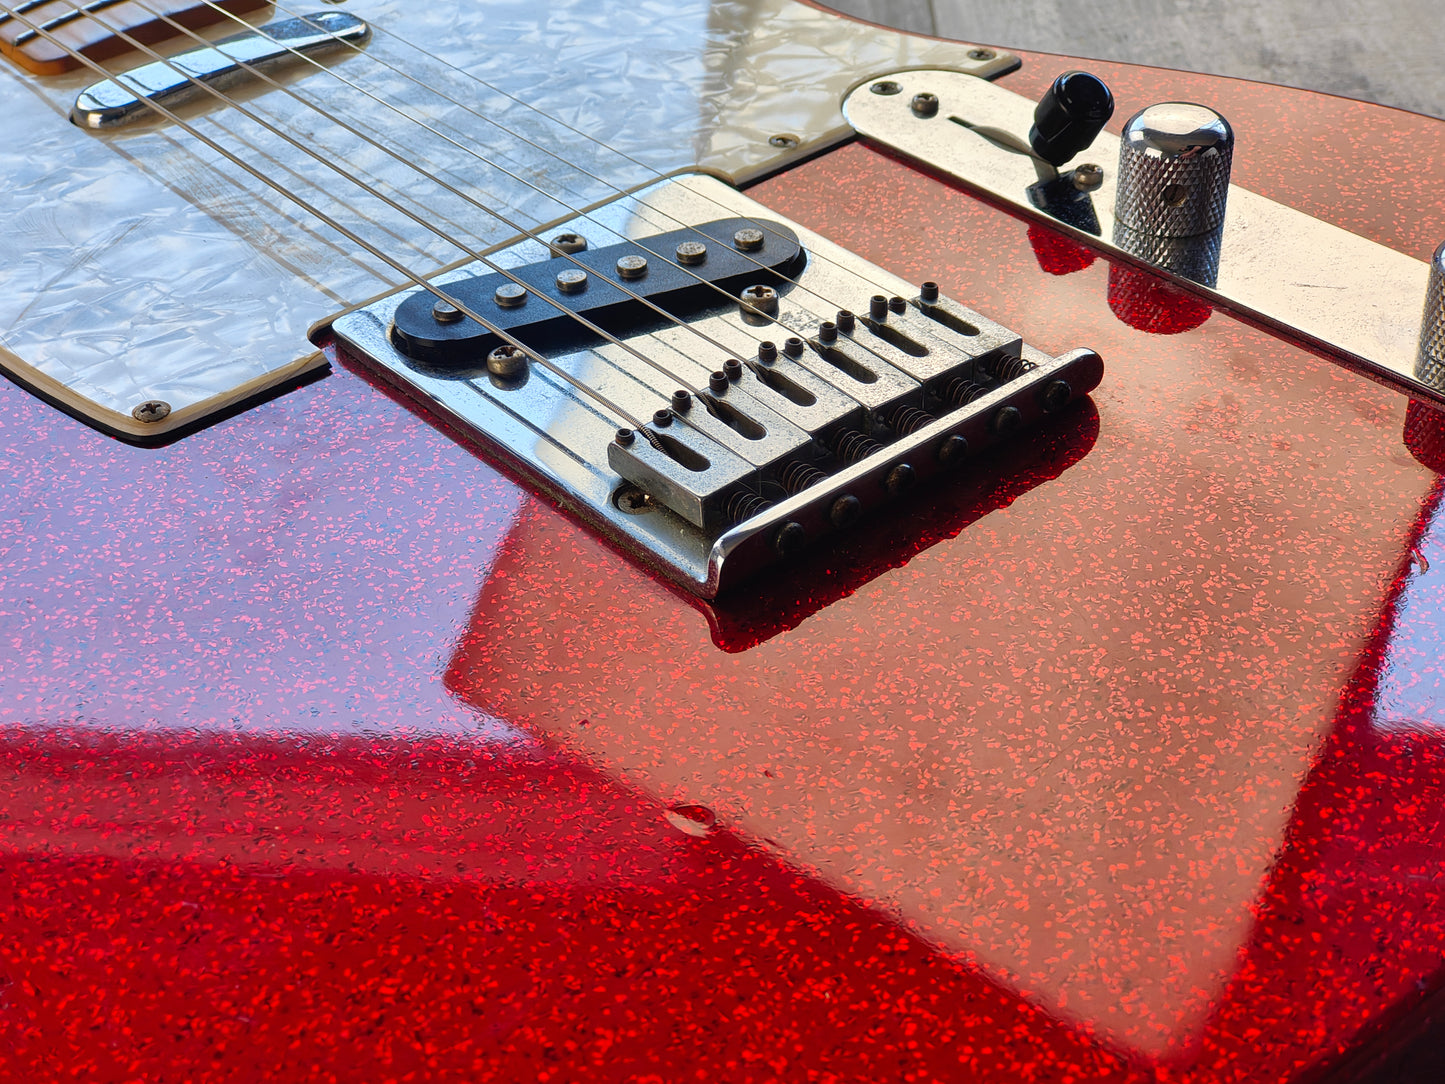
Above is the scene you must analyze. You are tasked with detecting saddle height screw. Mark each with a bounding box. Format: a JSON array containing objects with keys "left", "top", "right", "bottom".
[
  {"left": 888, "top": 296, "right": 908, "bottom": 314},
  {"left": 549, "top": 232, "right": 587, "bottom": 256},
  {"left": 615, "top": 428, "right": 635, "bottom": 447},
  {"left": 757, "top": 341, "right": 778, "bottom": 364},
  {"left": 431, "top": 299, "right": 464, "bottom": 323},
  {"left": 783, "top": 337, "right": 805, "bottom": 358},
  {"left": 494, "top": 283, "right": 528, "bottom": 308},
  {"left": 676, "top": 240, "right": 707, "bottom": 265},
  {"left": 817, "top": 320, "right": 838, "bottom": 343},
  {"left": 911, "top": 92, "right": 940, "bottom": 118},
  {"left": 616, "top": 254, "right": 648, "bottom": 280},
  {"left": 919, "top": 281, "right": 940, "bottom": 303},
  {"left": 653, "top": 408, "right": 673, "bottom": 427},
  {"left": 734, "top": 227, "right": 765, "bottom": 252},
  {"left": 709, "top": 371, "right": 729, "bottom": 393},
  {"left": 836, "top": 310, "right": 856, "bottom": 334},
  {"left": 556, "top": 268, "right": 588, "bottom": 293},
  {"left": 723, "top": 358, "right": 744, "bottom": 381},
  {"left": 869, "top": 295, "right": 890, "bottom": 320},
  {"left": 486, "top": 344, "right": 527, "bottom": 378},
  {"left": 671, "top": 389, "right": 692, "bottom": 413}
]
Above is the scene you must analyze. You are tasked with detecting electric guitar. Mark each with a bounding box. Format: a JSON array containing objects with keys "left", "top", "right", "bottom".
[{"left": 1, "top": 1, "right": 1443, "bottom": 1081}]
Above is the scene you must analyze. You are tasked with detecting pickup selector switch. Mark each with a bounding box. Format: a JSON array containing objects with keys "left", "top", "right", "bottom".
[{"left": 1115, "top": 103, "right": 1234, "bottom": 237}]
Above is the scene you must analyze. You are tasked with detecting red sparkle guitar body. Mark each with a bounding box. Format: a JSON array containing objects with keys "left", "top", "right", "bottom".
[{"left": 3, "top": 21, "right": 1445, "bottom": 1083}]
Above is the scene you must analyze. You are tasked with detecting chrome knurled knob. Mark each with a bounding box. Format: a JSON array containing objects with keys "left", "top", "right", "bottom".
[
  {"left": 1114, "top": 102, "right": 1234, "bottom": 237},
  {"left": 1416, "top": 240, "right": 1445, "bottom": 390}
]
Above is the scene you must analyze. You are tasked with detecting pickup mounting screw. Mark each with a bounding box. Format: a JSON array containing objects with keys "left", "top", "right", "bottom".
[
  {"left": 911, "top": 92, "right": 940, "bottom": 118},
  {"left": 768, "top": 134, "right": 800, "bottom": 149},
  {"left": 709, "top": 371, "right": 729, "bottom": 393},
  {"left": 884, "top": 463, "right": 916, "bottom": 496},
  {"left": 556, "top": 268, "right": 588, "bottom": 293},
  {"left": 616, "top": 254, "right": 648, "bottom": 280},
  {"left": 773, "top": 521, "right": 807, "bottom": 557},
  {"left": 486, "top": 344, "right": 527, "bottom": 377},
  {"left": 432, "top": 299, "right": 464, "bottom": 323},
  {"left": 870, "top": 80, "right": 902, "bottom": 96},
  {"left": 131, "top": 400, "right": 171, "bottom": 424},
  {"left": 740, "top": 284, "right": 779, "bottom": 318},
  {"left": 829, "top": 494, "right": 863, "bottom": 528},
  {"left": 549, "top": 232, "right": 587, "bottom": 256},
  {"left": 919, "top": 281, "right": 940, "bottom": 303},
  {"left": 494, "top": 283, "right": 528, "bottom": 308},
  {"left": 671, "top": 389, "right": 692, "bottom": 412},
  {"left": 676, "top": 240, "right": 707, "bottom": 265},
  {"left": 734, "top": 227, "right": 765, "bottom": 252}
]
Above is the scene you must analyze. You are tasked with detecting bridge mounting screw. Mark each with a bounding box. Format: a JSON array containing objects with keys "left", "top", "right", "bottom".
[
  {"left": 676, "top": 240, "right": 707, "bottom": 265},
  {"left": 829, "top": 494, "right": 863, "bottom": 529},
  {"left": 919, "top": 281, "right": 940, "bottom": 303},
  {"left": 653, "top": 408, "right": 673, "bottom": 427},
  {"left": 549, "top": 232, "right": 587, "bottom": 256},
  {"left": 709, "top": 371, "right": 729, "bottom": 393},
  {"left": 938, "top": 434, "right": 969, "bottom": 466},
  {"left": 432, "top": 299, "right": 464, "bottom": 323},
  {"left": 836, "top": 310, "right": 856, "bottom": 334},
  {"left": 556, "top": 268, "right": 588, "bottom": 293},
  {"left": 131, "top": 400, "right": 171, "bottom": 423},
  {"left": 992, "top": 405, "right": 1023, "bottom": 435},
  {"left": 911, "top": 92, "right": 940, "bottom": 118},
  {"left": 723, "top": 359, "right": 744, "bottom": 381},
  {"left": 494, "top": 283, "right": 528, "bottom": 308},
  {"left": 783, "top": 336, "right": 805, "bottom": 358},
  {"left": 773, "top": 521, "right": 807, "bottom": 557},
  {"left": 616, "top": 254, "right": 648, "bottom": 280},
  {"left": 884, "top": 463, "right": 916, "bottom": 496},
  {"left": 757, "top": 341, "right": 778, "bottom": 364},
  {"left": 734, "top": 227, "right": 765, "bottom": 252},
  {"left": 486, "top": 344, "right": 527, "bottom": 378},
  {"left": 869, "top": 295, "right": 890, "bottom": 320},
  {"left": 615, "top": 428, "right": 636, "bottom": 447},
  {"left": 1042, "top": 379, "right": 1073, "bottom": 411},
  {"left": 671, "top": 389, "right": 693, "bottom": 413}
]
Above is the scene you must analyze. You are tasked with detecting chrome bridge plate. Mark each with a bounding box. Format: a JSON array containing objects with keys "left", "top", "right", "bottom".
[
  {"left": 326, "top": 174, "right": 1102, "bottom": 596},
  {"left": 844, "top": 69, "right": 1440, "bottom": 405}
]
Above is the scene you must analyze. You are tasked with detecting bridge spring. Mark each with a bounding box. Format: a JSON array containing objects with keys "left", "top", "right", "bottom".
[
  {"left": 941, "top": 376, "right": 990, "bottom": 406},
  {"left": 778, "top": 459, "right": 828, "bottom": 494},
  {"left": 988, "top": 354, "right": 1035, "bottom": 382},
  {"left": 832, "top": 428, "right": 885, "bottom": 466},
  {"left": 726, "top": 490, "right": 772, "bottom": 525},
  {"left": 888, "top": 405, "right": 935, "bottom": 436}
]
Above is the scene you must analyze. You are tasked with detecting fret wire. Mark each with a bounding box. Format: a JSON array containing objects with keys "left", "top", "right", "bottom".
[
  {"left": 0, "top": 3, "right": 648, "bottom": 429},
  {"left": 185, "top": 0, "right": 901, "bottom": 352},
  {"left": 13, "top": 0, "right": 130, "bottom": 45},
  {"left": 0, "top": 0, "right": 55, "bottom": 27},
  {"left": 24, "top": 2, "right": 724, "bottom": 405}
]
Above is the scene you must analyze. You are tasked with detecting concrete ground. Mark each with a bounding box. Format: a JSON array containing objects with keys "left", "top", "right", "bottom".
[{"left": 820, "top": 1, "right": 1445, "bottom": 119}]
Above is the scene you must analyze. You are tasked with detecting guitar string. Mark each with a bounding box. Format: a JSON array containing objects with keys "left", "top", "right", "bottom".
[
  {"left": 0, "top": 4, "right": 652, "bottom": 427},
  {"left": 42, "top": 4, "right": 769, "bottom": 405},
  {"left": 145, "top": 0, "right": 908, "bottom": 350}
]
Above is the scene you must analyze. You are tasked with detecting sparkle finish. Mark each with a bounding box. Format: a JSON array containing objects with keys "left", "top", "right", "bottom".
[{"left": 4, "top": 51, "right": 1445, "bottom": 1084}]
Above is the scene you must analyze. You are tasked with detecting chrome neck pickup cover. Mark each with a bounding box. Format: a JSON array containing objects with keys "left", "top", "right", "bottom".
[{"left": 328, "top": 175, "right": 1102, "bottom": 596}]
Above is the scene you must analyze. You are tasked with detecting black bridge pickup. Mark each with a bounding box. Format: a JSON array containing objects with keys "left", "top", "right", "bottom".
[{"left": 390, "top": 218, "right": 806, "bottom": 365}]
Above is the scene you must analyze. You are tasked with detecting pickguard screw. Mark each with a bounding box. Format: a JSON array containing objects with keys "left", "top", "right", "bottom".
[
  {"left": 494, "top": 283, "right": 528, "bottom": 308},
  {"left": 1042, "top": 379, "right": 1073, "bottom": 411},
  {"left": 938, "top": 433, "right": 969, "bottom": 465},
  {"left": 757, "top": 341, "right": 778, "bottom": 363},
  {"left": 723, "top": 359, "right": 744, "bottom": 381},
  {"left": 671, "top": 389, "right": 692, "bottom": 413},
  {"left": 486, "top": 344, "right": 527, "bottom": 377},
  {"left": 1072, "top": 163, "right": 1104, "bottom": 191},
  {"left": 884, "top": 463, "right": 916, "bottom": 496},
  {"left": 709, "top": 371, "right": 729, "bottom": 393},
  {"left": 432, "top": 299, "right": 464, "bottom": 323},
  {"left": 740, "top": 284, "right": 779, "bottom": 318},
  {"left": 911, "top": 92, "right": 940, "bottom": 118},
  {"left": 556, "top": 268, "right": 588, "bottom": 293},
  {"left": 768, "top": 134, "right": 800, "bottom": 149},
  {"left": 870, "top": 80, "right": 902, "bottom": 96},
  {"left": 734, "top": 227, "right": 765, "bottom": 252},
  {"left": 967, "top": 47, "right": 996, "bottom": 61},
  {"left": 676, "top": 240, "right": 707, "bottom": 265},
  {"left": 773, "top": 521, "right": 807, "bottom": 557},
  {"left": 131, "top": 400, "right": 171, "bottom": 423},
  {"left": 919, "top": 281, "right": 940, "bottom": 303},
  {"left": 615, "top": 428, "right": 636, "bottom": 446},
  {"left": 829, "top": 494, "right": 863, "bottom": 528},
  {"left": 653, "top": 408, "right": 673, "bottom": 427},
  {"left": 550, "top": 232, "right": 587, "bottom": 256},
  {"left": 616, "top": 254, "right": 648, "bottom": 280},
  {"left": 836, "top": 310, "right": 856, "bottom": 334},
  {"left": 992, "top": 404, "right": 1023, "bottom": 435}
]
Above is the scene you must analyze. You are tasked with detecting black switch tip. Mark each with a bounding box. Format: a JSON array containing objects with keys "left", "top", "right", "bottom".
[{"left": 1028, "top": 70, "right": 1114, "bottom": 167}]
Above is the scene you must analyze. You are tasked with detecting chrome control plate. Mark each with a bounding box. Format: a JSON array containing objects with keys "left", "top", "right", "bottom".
[
  {"left": 844, "top": 69, "right": 1443, "bottom": 404},
  {"left": 326, "top": 174, "right": 1102, "bottom": 596}
]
